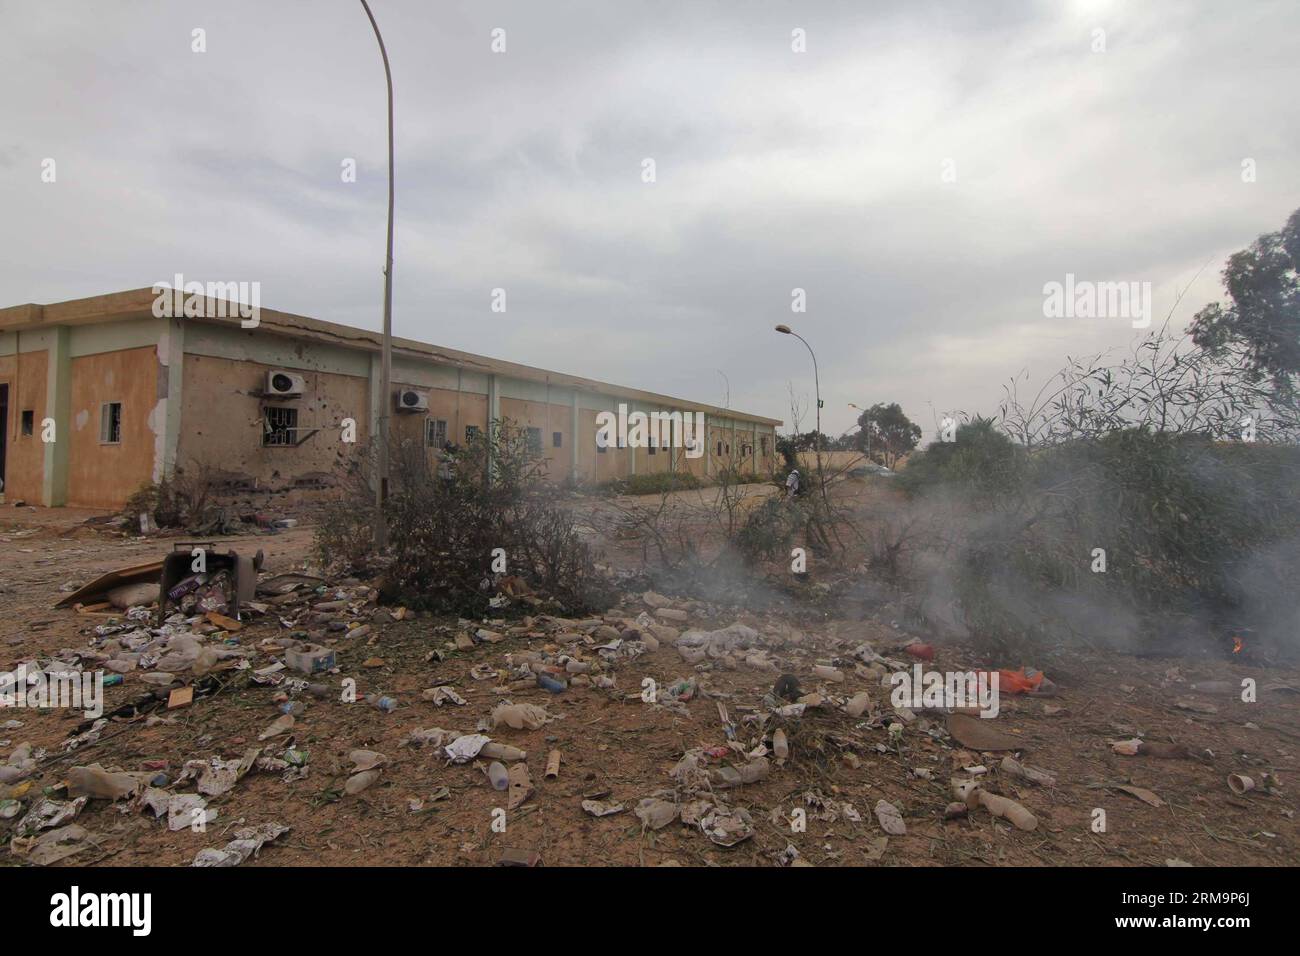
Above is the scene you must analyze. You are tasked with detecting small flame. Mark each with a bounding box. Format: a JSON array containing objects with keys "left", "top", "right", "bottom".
[{"left": 1233, "top": 636, "right": 1245, "bottom": 655}]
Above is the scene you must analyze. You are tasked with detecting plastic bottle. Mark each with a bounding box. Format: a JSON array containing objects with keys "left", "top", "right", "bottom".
[
  {"left": 536, "top": 674, "right": 567, "bottom": 694},
  {"left": 366, "top": 694, "right": 398, "bottom": 713},
  {"left": 487, "top": 761, "right": 509, "bottom": 791},
  {"left": 480, "top": 741, "right": 527, "bottom": 761}
]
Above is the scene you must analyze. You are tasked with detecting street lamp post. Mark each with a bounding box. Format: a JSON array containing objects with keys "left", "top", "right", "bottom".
[
  {"left": 360, "top": 0, "right": 395, "bottom": 550},
  {"left": 848, "top": 402, "right": 870, "bottom": 461},
  {"left": 775, "top": 324, "right": 826, "bottom": 502}
]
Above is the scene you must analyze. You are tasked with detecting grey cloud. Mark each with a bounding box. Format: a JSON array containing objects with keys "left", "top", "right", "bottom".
[{"left": 1, "top": 0, "right": 1297, "bottom": 436}]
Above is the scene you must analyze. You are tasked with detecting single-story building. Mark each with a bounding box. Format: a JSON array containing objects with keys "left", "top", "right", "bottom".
[{"left": 0, "top": 288, "right": 780, "bottom": 508}]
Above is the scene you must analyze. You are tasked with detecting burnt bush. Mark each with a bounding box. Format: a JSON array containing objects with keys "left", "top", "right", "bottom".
[
  {"left": 122, "top": 460, "right": 220, "bottom": 531},
  {"left": 380, "top": 420, "right": 613, "bottom": 616},
  {"left": 733, "top": 495, "right": 802, "bottom": 564},
  {"left": 313, "top": 444, "right": 379, "bottom": 573}
]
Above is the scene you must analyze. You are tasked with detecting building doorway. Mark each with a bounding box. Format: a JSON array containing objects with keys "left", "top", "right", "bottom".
[{"left": 0, "top": 383, "right": 8, "bottom": 497}]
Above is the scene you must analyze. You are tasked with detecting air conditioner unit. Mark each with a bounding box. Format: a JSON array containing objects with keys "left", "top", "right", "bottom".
[
  {"left": 265, "top": 370, "right": 306, "bottom": 398},
  {"left": 395, "top": 388, "right": 429, "bottom": 412}
]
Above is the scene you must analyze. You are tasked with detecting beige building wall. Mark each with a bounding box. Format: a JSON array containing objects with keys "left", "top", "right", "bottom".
[
  {"left": 498, "top": 396, "right": 572, "bottom": 482},
  {"left": 66, "top": 346, "right": 159, "bottom": 508},
  {"left": 1, "top": 290, "right": 781, "bottom": 504}
]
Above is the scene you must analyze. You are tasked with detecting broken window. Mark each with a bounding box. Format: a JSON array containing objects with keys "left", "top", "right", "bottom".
[
  {"left": 526, "top": 426, "right": 542, "bottom": 455},
  {"left": 263, "top": 406, "right": 298, "bottom": 447},
  {"left": 99, "top": 402, "right": 122, "bottom": 444},
  {"left": 21, "top": 410, "right": 34, "bottom": 436},
  {"left": 426, "top": 418, "right": 448, "bottom": 448},
  {"left": 466, "top": 425, "right": 481, "bottom": 442}
]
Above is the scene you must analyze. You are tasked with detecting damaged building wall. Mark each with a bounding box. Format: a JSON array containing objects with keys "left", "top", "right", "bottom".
[{"left": 177, "top": 352, "right": 370, "bottom": 492}]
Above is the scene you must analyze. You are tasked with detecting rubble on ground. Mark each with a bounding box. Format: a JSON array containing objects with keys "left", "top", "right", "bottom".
[{"left": 1, "top": 535, "right": 1295, "bottom": 868}]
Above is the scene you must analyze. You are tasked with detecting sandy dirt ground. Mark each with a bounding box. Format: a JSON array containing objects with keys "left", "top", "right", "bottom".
[{"left": 1, "top": 497, "right": 1297, "bottom": 867}]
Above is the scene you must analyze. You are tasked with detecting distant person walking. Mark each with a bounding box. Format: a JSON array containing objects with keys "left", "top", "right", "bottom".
[{"left": 785, "top": 468, "right": 801, "bottom": 499}]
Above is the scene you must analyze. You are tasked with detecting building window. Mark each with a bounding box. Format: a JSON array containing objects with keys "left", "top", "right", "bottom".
[
  {"left": 526, "top": 427, "right": 542, "bottom": 455},
  {"left": 465, "top": 425, "right": 481, "bottom": 442},
  {"left": 21, "top": 410, "right": 34, "bottom": 436},
  {"left": 426, "top": 418, "right": 448, "bottom": 448},
  {"left": 99, "top": 402, "right": 123, "bottom": 444},
  {"left": 263, "top": 406, "right": 298, "bottom": 446},
  {"left": 648, "top": 437, "right": 657, "bottom": 456},
  {"left": 761, "top": 436, "right": 769, "bottom": 455},
  {"left": 552, "top": 431, "right": 563, "bottom": 448},
  {"left": 716, "top": 441, "right": 723, "bottom": 456}
]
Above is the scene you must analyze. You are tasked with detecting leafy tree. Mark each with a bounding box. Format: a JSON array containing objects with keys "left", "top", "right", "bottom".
[
  {"left": 854, "top": 402, "right": 922, "bottom": 467},
  {"left": 777, "top": 430, "right": 834, "bottom": 455},
  {"left": 1191, "top": 207, "right": 1300, "bottom": 398}
]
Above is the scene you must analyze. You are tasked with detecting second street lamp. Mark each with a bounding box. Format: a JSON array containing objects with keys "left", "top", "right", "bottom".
[{"left": 775, "top": 324, "right": 826, "bottom": 502}]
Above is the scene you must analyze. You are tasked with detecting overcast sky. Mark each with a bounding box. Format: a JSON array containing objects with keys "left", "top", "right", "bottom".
[{"left": 2, "top": 0, "right": 1297, "bottom": 438}]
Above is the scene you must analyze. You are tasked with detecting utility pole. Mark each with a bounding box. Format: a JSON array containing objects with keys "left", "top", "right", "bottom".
[{"left": 360, "top": 0, "right": 394, "bottom": 550}]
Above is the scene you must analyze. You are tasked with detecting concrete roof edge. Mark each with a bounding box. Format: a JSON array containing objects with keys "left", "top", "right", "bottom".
[{"left": 0, "top": 288, "right": 783, "bottom": 427}]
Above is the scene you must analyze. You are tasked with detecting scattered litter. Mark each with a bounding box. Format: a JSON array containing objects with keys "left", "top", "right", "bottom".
[
  {"left": 66, "top": 765, "right": 139, "bottom": 801},
  {"left": 16, "top": 796, "right": 87, "bottom": 834},
  {"left": 1111, "top": 738, "right": 1189, "bottom": 759},
  {"left": 999, "top": 756, "right": 1056, "bottom": 787},
  {"left": 12, "top": 823, "right": 102, "bottom": 866},
  {"left": 582, "top": 799, "right": 626, "bottom": 817},
  {"left": 635, "top": 797, "right": 678, "bottom": 830},
  {"left": 874, "top": 800, "right": 906, "bottom": 835},
  {"left": 259, "top": 714, "right": 295, "bottom": 740},
  {"left": 507, "top": 763, "right": 534, "bottom": 809},
  {"left": 167, "top": 794, "right": 215, "bottom": 831},
  {"left": 491, "top": 702, "right": 550, "bottom": 730},
  {"left": 192, "top": 822, "right": 290, "bottom": 867},
  {"left": 423, "top": 686, "right": 467, "bottom": 707},
  {"left": 444, "top": 734, "right": 491, "bottom": 764},
  {"left": 699, "top": 804, "right": 754, "bottom": 846},
  {"left": 1115, "top": 785, "right": 1164, "bottom": 808},
  {"left": 1227, "top": 773, "right": 1256, "bottom": 796}
]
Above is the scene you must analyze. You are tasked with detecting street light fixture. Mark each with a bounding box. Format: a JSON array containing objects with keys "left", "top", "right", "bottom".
[
  {"left": 848, "top": 402, "right": 870, "bottom": 460},
  {"left": 774, "top": 324, "right": 825, "bottom": 502},
  {"left": 360, "top": 0, "right": 395, "bottom": 550}
]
